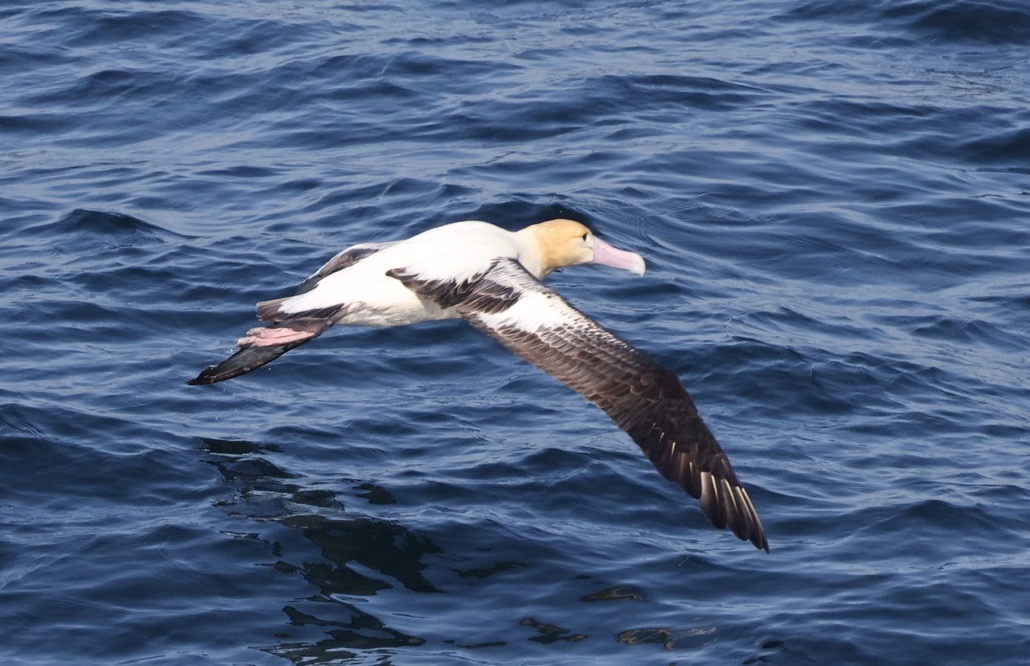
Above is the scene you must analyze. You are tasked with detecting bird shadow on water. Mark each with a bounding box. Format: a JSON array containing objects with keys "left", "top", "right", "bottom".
[
  {"left": 199, "top": 436, "right": 787, "bottom": 664},
  {"left": 201, "top": 437, "right": 432, "bottom": 664}
]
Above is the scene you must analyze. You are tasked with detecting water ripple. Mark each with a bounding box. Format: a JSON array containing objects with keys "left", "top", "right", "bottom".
[{"left": 2, "top": 1, "right": 1029, "bottom": 664}]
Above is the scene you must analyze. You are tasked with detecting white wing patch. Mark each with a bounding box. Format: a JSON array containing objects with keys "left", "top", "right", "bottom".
[{"left": 478, "top": 290, "right": 577, "bottom": 333}]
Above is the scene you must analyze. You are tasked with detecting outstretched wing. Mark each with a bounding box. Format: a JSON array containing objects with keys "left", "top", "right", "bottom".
[{"left": 389, "top": 258, "right": 768, "bottom": 552}]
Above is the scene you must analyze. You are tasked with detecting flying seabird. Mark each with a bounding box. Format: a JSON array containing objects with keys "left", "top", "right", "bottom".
[{"left": 189, "top": 219, "right": 769, "bottom": 552}]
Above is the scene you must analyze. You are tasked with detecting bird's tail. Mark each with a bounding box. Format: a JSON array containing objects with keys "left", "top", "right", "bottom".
[{"left": 187, "top": 318, "right": 331, "bottom": 385}]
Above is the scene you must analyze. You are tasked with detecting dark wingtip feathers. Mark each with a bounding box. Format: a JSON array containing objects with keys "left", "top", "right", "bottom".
[
  {"left": 188, "top": 319, "right": 333, "bottom": 386},
  {"left": 187, "top": 344, "right": 295, "bottom": 385},
  {"left": 695, "top": 468, "right": 768, "bottom": 552}
]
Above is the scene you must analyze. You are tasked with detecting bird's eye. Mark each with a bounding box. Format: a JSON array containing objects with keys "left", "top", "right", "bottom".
[{"left": 581, "top": 233, "right": 589, "bottom": 241}]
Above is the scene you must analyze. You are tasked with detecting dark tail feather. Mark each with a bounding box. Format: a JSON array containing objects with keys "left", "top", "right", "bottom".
[{"left": 187, "top": 319, "right": 330, "bottom": 385}]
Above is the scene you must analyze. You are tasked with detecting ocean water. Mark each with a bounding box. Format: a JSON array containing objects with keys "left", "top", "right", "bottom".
[{"left": 2, "top": 1, "right": 1029, "bottom": 664}]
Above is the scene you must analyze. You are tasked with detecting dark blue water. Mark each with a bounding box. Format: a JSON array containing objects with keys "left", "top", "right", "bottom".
[{"left": 3, "top": 1, "right": 1029, "bottom": 664}]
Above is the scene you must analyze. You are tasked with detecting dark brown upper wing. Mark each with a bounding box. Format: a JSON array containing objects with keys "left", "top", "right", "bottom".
[{"left": 392, "top": 258, "right": 768, "bottom": 552}]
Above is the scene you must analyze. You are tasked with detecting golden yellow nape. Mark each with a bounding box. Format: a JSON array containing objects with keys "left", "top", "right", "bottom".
[{"left": 525, "top": 218, "right": 593, "bottom": 274}]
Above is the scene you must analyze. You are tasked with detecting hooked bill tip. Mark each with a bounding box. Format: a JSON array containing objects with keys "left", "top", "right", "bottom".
[{"left": 592, "top": 237, "right": 646, "bottom": 276}]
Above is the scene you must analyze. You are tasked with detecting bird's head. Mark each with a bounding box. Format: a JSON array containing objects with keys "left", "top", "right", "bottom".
[{"left": 520, "top": 218, "right": 646, "bottom": 278}]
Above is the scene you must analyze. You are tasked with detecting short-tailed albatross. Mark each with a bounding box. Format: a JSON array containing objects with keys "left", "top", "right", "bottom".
[{"left": 189, "top": 219, "right": 768, "bottom": 552}]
